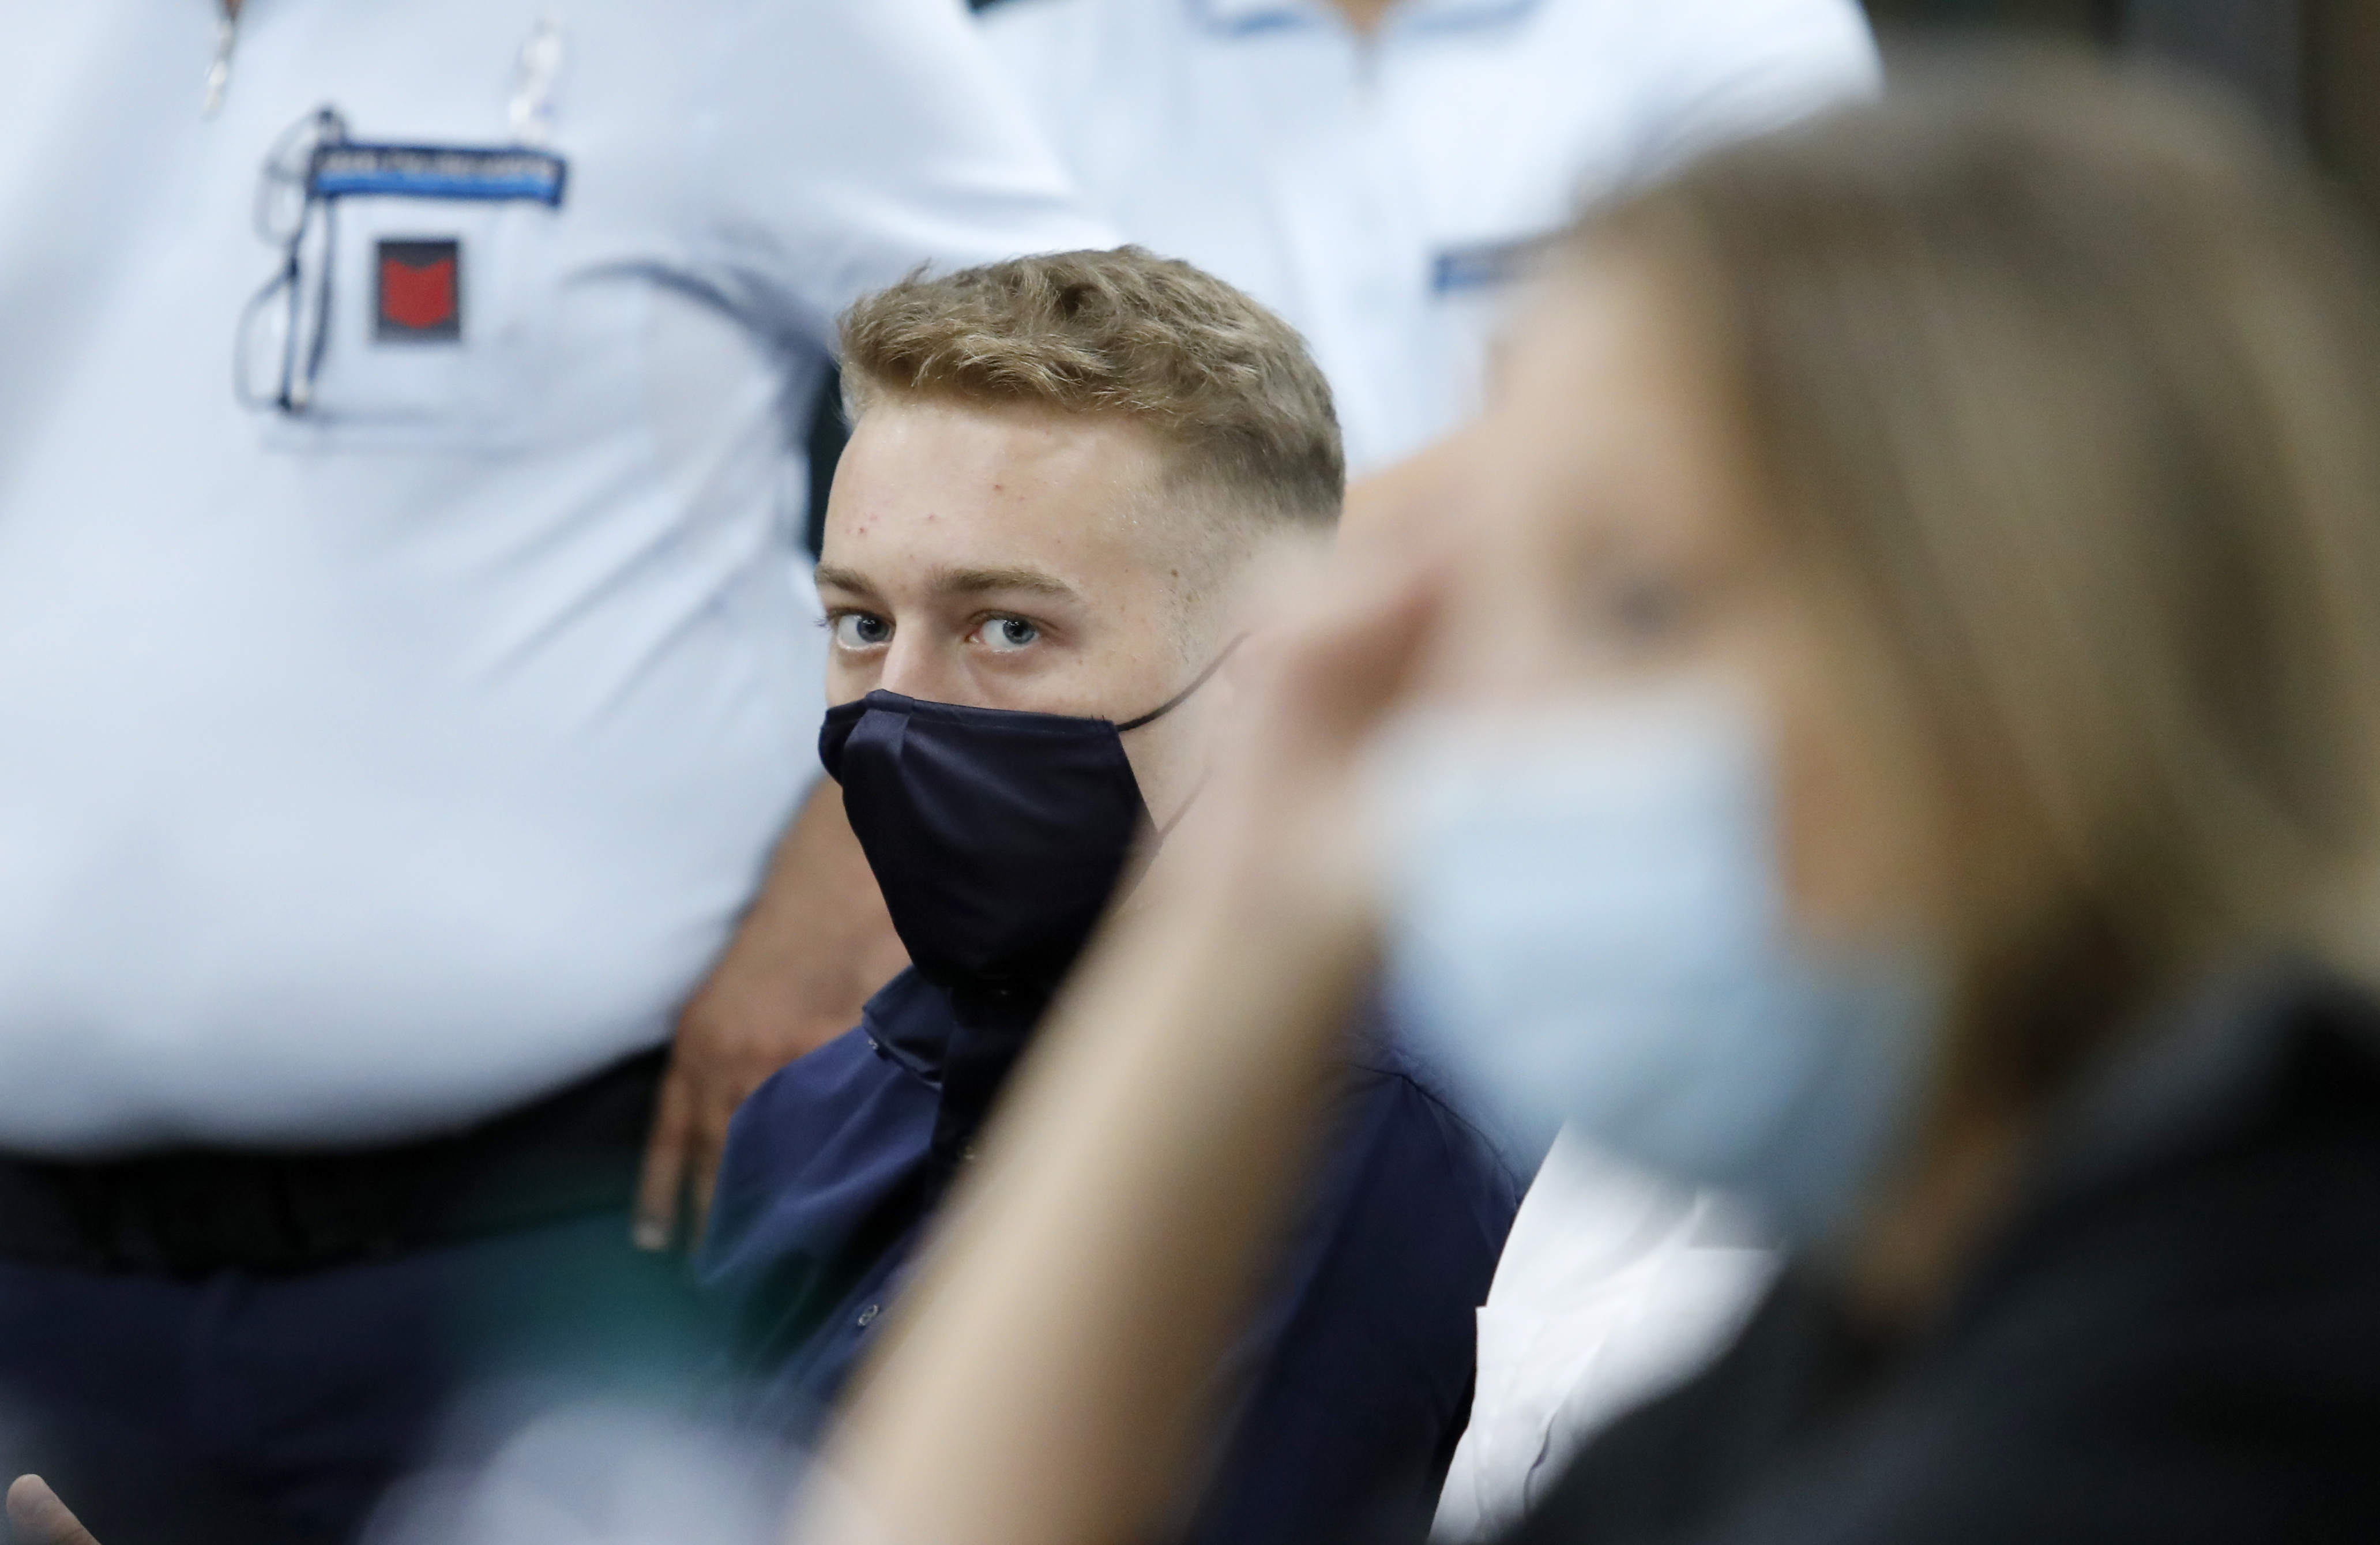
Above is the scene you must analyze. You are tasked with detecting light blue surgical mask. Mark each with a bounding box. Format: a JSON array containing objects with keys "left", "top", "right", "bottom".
[{"left": 1371, "top": 696, "right": 1942, "bottom": 1245}]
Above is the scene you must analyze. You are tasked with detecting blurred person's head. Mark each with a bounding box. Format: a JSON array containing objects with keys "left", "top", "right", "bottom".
[
  {"left": 1387, "top": 55, "right": 2380, "bottom": 1299},
  {"left": 819, "top": 247, "right": 1341, "bottom": 988}
]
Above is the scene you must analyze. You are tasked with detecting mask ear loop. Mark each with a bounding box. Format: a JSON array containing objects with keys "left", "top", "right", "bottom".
[
  {"left": 1118, "top": 634, "right": 1247, "bottom": 839},
  {"left": 1115, "top": 633, "right": 1247, "bottom": 732}
]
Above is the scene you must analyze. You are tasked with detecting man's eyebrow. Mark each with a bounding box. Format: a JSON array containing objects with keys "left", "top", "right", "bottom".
[
  {"left": 936, "top": 566, "right": 1079, "bottom": 601},
  {"left": 812, "top": 563, "right": 879, "bottom": 599}
]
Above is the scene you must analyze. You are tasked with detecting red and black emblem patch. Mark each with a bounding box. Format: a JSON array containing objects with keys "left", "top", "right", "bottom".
[{"left": 375, "top": 238, "right": 461, "bottom": 341}]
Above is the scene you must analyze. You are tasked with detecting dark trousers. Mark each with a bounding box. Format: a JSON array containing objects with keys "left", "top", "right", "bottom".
[
  {"left": 0, "top": 1208, "right": 714, "bottom": 1545},
  {"left": 0, "top": 1054, "right": 717, "bottom": 1545}
]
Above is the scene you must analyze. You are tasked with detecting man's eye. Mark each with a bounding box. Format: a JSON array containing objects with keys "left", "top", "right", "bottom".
[
  {"left": 833, "top": 612, "right": 892, "bottom": 648},
  {"left": 980, "top": 617, "right": 1039, "bottom": 653}
]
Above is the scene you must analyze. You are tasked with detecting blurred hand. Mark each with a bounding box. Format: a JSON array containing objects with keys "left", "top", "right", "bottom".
[
  {"left": 7, "top": 1478, "right": 99, "bottom": 1545},
  {"left": 1340, "top": 424, "right": 1484, "bottom": 558},
  {"left": 635, "top": 780, "right": 909, "bottom": 1252},
  {"left": 1163, "top": 542, "right": 1450, "bottom": 956}
]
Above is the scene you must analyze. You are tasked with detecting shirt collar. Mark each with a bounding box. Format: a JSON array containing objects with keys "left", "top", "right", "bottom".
[
  {"left": 1189, "top": 0, "right": 1541, "bottom": 40},
  {"left": 859, "top": 967, "right": 953, "bottom": 1084}
]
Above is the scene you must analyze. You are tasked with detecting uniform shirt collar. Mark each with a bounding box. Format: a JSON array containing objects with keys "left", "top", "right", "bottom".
[{"left": 1190, "top": 0, "right": 1541, "bottom": 40}]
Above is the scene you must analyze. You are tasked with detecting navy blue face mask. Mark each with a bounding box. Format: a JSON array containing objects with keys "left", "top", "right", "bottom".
[{"left": 819, "top": 650, "right": 1235, "bottom": 994}]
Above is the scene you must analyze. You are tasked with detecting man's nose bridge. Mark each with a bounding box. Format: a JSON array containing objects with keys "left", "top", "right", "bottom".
[{"left": 874, "top": 631, "right": 950, "bottom": 702}]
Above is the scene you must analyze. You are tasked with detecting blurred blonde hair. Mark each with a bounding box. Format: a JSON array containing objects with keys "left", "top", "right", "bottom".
[{"left": 1588, "top": 56, "right": 2380, "bottom": 1098}]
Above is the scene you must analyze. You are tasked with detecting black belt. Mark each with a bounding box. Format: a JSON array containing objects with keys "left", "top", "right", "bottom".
[{"left": 0, "top": 1048, "right": 666, "bottom": 1277}]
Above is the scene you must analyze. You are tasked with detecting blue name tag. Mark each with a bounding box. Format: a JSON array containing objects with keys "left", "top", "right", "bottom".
[
  {"left": 1431, "top": 231, "right": 1558, "bottom": 294},
  {"left": 310, "top": 143, "right": 567, "bottom": 206}
]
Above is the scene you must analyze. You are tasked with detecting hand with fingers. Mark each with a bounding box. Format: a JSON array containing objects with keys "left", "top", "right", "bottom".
[
  {"left": 635, "top": 779, "right": 909, "bottom": 1252},
  {"left": 8, "top": 1478, "right": 100, "bottom": 1545}
]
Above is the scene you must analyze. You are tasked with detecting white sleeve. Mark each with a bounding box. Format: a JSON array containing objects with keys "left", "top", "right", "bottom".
[
  {"left": 783, "top": 551, "right": 831, "bottom": 789},
  {"left": 691, "top": 0, "right": 1122, "bottom": 342},
  {"left": 1627, "top": 0, "right": 1882, "bottom": 179}
]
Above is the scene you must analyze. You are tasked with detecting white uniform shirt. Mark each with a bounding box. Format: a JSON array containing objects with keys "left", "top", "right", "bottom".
[
  {"left": 0, "top": 0, "right": 1114, "bottom": 1153},
  {"left": 979, "top": 0, "right": 1879, "bottom": 473},
  {"left": 1431, "top": 1134, "right": 1777, "bottom": 1542}
]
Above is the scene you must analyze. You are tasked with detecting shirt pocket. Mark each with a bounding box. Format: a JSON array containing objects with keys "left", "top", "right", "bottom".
[{"left": 261, "top": 191, "right": 555, "bottom": 450}]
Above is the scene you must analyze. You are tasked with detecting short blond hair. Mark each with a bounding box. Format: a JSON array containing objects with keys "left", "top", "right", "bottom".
[
  {"left": 838, "top": 247, "right": 1343, "bottom": 529},
  {"left": 1588, "top": 56, "right": 2380, "bottom": 1100}
]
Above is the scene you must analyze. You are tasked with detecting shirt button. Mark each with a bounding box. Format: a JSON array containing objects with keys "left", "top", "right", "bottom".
[{"left": 856, "top": 1303, "right": 880, "bottom": 1329}]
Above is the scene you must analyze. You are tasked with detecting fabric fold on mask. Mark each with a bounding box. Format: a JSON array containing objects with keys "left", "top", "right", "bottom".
[{"left": 818, "top": 643, "right": 1239, "bottom": 997}]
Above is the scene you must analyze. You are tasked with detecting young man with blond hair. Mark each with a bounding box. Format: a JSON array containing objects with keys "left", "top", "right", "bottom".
[{"left": 697, "top": 247, "right": 1523, "bottom": 1542}]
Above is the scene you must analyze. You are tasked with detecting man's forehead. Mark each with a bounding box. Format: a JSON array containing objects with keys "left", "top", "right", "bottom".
[{"left": 822, "top": 402, "right": 1176, "bottom": 592}]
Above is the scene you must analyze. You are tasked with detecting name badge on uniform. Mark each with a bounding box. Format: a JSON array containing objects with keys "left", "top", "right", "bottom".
[
  {"left": 314, "top": 143, "right": 564, "bottom": 349},
  {"left": 309, "top": 143, "right": 568, "bottom": 206},
  {"left": 1431, "top": 231, "right": 1560, "bottom": 295},
  {"left": 238, "top": 110, "right": 573, "bottom": 407},
  {"left": 376, "top": 238, "right": 462, "bottom": 341}
]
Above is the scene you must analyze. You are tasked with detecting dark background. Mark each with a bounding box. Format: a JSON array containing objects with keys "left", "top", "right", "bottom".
[{"left": 1860, "top": 0, "right": 2379, "bottom": 227}]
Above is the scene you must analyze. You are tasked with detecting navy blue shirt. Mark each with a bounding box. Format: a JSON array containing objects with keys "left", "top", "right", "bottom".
[{"left": 700, "top": 967, "right": 1526, "bottom": 1543}]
